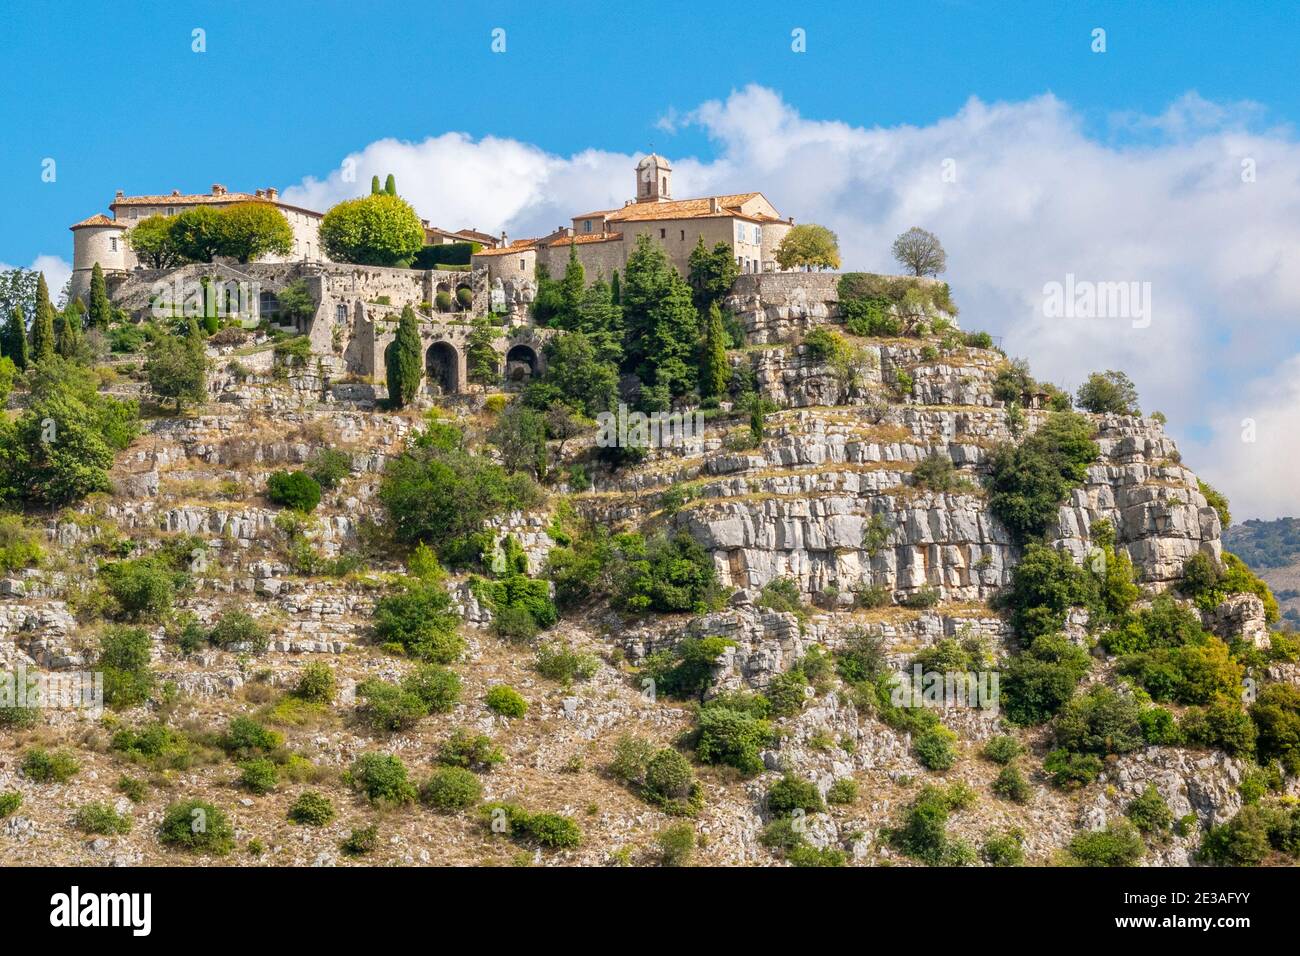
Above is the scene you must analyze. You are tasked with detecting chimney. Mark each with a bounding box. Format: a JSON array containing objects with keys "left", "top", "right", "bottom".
[
  {"left": 171, "top": 189, "right": 181, "bottom": 197},
  {"left": 709, "top": 197, "right": 720, "bottom": 213},
  {"left": 114, "top": 189, "right": 124, "bottom": 201},
  {"left": 211, "top": 184, "right": 226, "bottom": 196},
  {"left": 788, "top": 216, "right": 794, "bottom": 224},
  {"left": 266, "top": 187, "right": 278, "bottom": 200},
  {"left": 500, "top": 231, "right": 507, "bottom": 243},
  {"left": 255, "top": 189, "right": 265, "bottom": 198}
]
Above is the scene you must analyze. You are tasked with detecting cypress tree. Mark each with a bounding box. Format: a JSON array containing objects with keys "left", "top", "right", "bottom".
[
  {"left": 30, "top": 272, "right": 56, "bottom": 362},
  {"left": 2, "top": 305, "right": 28, "bottom": 370},
  {"left": 699, "top": 301, "right": 729, "bottom": 399},
  {"left": 384, "top": 304, "right": 422, "bottom": 407},
  {"left": 610, "top": 270, "right": 620, "bottom": 306},
  {"left": 384, "top": 174, "right": 397, "bottom": 196},
  {"left": 558, "top": 242, "right": 585, "bottom": 322},
  {"left": 56, "top": 301, "right": 83, "bottom": 359},
  {"left": 87, "top": 262, "right": 112, "bottom": 330},
  {"left": 371, "top": 175, "right": 381, "bottom": 195}
]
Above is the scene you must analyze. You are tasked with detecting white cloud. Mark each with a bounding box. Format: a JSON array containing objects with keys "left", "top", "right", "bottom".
[
  {"left": 0, "top": 255, "right": 73, "bottom": 305},
  {"left": 281, "top": 85, "right": 1300, "bottom": 519}
]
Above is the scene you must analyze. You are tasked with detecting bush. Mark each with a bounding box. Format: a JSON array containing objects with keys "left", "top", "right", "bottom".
[
  {"left": 992, "top": 763, "right": 1032, "bottom": 803},
  {"left": 288, "top": 791, "right": 335, "bottom": 826},
  {"left": 1250, "top": 683, "right": 1300, "bottom": 775},
  {"left": 22, "top": 747, "right": 80, "bottom": 783},
  {"left": 914, "top": 725, "right": 959, "bottom": 771},
  {"left": 294, "top": 662, "right": 336, "bottom": 704},
  {"left": 912, "top": 452, "right": 966, "bottom": 492},
  {"left": 981, "top": 735, "right": 1024, "bottom": 765},
  {"left": 346, "top": 753, "right": 417, "bottom": 805},
  {"left": 373, "top": 583, "right": 464, "bottom": 663},
  {"left": 826, "top": 778, "right": 858, "bottom": 805},
  {"left": 1052, "top": 685, "right": 1145, "bottom": 757},
  {"left": 266, "top": 470, "right": 322, "bottom": 512},
  {"left": 535, "top": 641, "right": 599, "bottom": 684},
  {"left": 0, "top": 791, "right": 22, "bottom": 817},
  {"left": 319, "top": 192, "right": 425, "bottom": 267},
  {"left": 642, "top": 636, "right": 733, "bottom": 701},
  {"left": 438, "top": 728, "right": 504, "bottom": 771},
  {"left": 484, "top": 803, "right": 582, "bottom": 849},
  {"left": 1126, "top": 784, "right": 1173, "bottom": 835},
  {"left": 694, "top": 704, "right": 775, "bottom": 774},
  {"left": 421, "top": 766, "right": 482, "bottom": 811},
  {"left": 357, "top": 679, "right": 429, "bottom": 733},
  {"left": 341, "top": 824, "right": 379, "bottom": 856},
  {"left": 656, "top": 822, "right": 695, "bottom": 866},
  {"left": 1075, "top": 370, "right": 1139, "bottom": 415},
  {"left": 75, "top": 802, "right": 132, "bottom": 835},
  {"left": 767, "top": 775, "right": 825, "bottom": 816},
  {"left": 0, "top": 514, "right": 43, "bottom": 573},
  {"left": 485, "top": 684, "right": 528, "bottom": 718},
  {"left": 1198, "top": 805, "right": 1274, "bottom": 865},
  {"left": 889, "top": 783, "right": 972, "bottom": 865},
  {"left": 0, "top": 670, "right": 39, "bottom": 728},
  {"left": 1068, "top": 820, "right": 1145, "bottom": 866},
  {"left": 1181, "top": 697, "right": 1257, "bottom": 756},
  {"left": 608, "top": 531, "right": 723, "bottom": 616},
  {"left": 306, "top": 448, "right": 352, "bottom": 490},
  {"left": 207, "top": 609, "right": 269, "bottom": 653},
  {"left": 101, "top": 558, "right": 180, "bottom": 621},
  {"left": 238, "top": 758, "right": 279, "bottom": 795},
  {"left": 766, "top": 669, "right": 810, "bottom": 718},
  {"left": 986, "top": 412, "right": 1099, "bottom": 542},
  {"left": 117, "top": 775, "right": 147, "bottom": 803},
  {"left": 1043, "top": 748, "right": 1104, "bottom": 789},
  {"left": 222, "top": 716, "right": 282, "bottom": 757},
  {"left": 1118, "top": 636, "right": 1243, "bottom": 706},
  {"left": 405, "top": 664, "right": 461, "bottom": 712},
  {"left": 981, "top": 829, "right": 1026, "bottom": 866},
  {"left": 98, "top": 625, "right": 156, "bottom": 708},
  {"left": 159, "top": 799, "right": 235, "bottom": 855},
  {"left": 1001, "top": 633, "right": 1091, "bottom": 726}
]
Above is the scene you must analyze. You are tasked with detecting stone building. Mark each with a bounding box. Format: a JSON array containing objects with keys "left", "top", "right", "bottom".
[
  {"left": 473, "top": 154, "right": 795, "bottom": 288},
  {"left": 70, "top": 185, "right": 327, "bottom": 301}
]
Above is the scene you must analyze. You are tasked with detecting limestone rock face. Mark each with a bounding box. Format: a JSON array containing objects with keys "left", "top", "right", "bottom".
[{"left": 1204, "top": 593, "right": 1269, "bottom": 648}]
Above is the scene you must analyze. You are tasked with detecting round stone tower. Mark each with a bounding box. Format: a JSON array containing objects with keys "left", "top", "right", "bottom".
[{"left": 69, "top": 214, "right": 127, "bottom": 303}]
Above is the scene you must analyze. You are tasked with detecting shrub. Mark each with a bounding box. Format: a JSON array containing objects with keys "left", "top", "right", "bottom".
[
  {"left": 1126, "top": 784, "right": 1173, "bottom": 835},
  {"left": 238, "top": 758, "right": 279, "bottom": 795},
  {"left": 98, "top": 625, "right": 155, "bottom": 708},
  {"left": 913, "top": 725, "right": 958, "bottom": 771},
  {"left": 1068, "top": 820, "right": 1145, "bottom": 866},
  {"left": 1052, "top": 685, "right": 1144, "bottom": 757},
  {"left": 101, "top": 559, "right": 180, "bottom": 621},
  {"left": 656, "top": 822, "right": 695, "bottom": 866},
  {"left": 1250, "top": 683, "right": 1300, "bottom": 775},
  {"left": 1181, "top": 697, "right": 1257, "bottom": 756},
  {"left": 0, "top": 671, "right": 39, "bottom": 728},
  {"left": 75, "top": 802, "right": 132, "bottom": 835},
  {"left": 765, "top": 669, "right": 810, "bottom": 718},
  {"left": 826, "top": 778, "right": 858, "bottom": 805},
  {"left": 319, "top": 192, "right": 425, "bottom": 267},
  {"left": 287, "top": 791, "right": 335, "bottom": 826},
  {"left": 1138, "top": 706, "right": 1183, "bottom": 745},
  {"left": 485, "top": 684, "right": 528, "bottom": 718},
  {"left": 610, "top": 531, "right": 723, "bottom": 615},
  {"left": 21, "top": 747, "right": 79, "bottom": 783},
  {"left": 159, "top": 799, "right": 235, "bottom": 855},
  {"left": 438, "top": 729, "right": 505, "bottom": 771},
  {"left": 266, "top": 470, "right": 322, "bottom": 512},
  {"left": 694, "top": 704, "right": 775, "bottom": 774},
  {"left": 757, "top": 577, "right": 806, "bottom": 617},
  {"left": 642, "top": 636, "right": 733, "bottom": 700},
  {"left": 1198, "top": 805, "right": 1273, "bottom": 865},
  {"left": 421, "top": 766, "right": 482, "bottom": 811},
  {"left": 1043, "top": 749, "right": 1104, "bottom": 789},
  {"left": 1001, "top": 633, "right": 1091, "bottom": 726},
  {"left": 1118, "top": 635, "right": 1243, "bottom": 705},
  {"left": 404, "top": 664, "right": 461, "bottom": 712},
  {"left": 306, "top": 448, "right": 352, "bottom": 490},
  {"left": 207, "top": 609, "right": 269, "bottom": 652},
  {"left": 535, "top": 641, "right": 599, "bottom": 684},
  {"left": 346, "top": 753, "right": 417, "bottom": 805},
  {"left": 986, "top": 411, "right": 1098, "bottom": 542},
  {"left": 294, "top": 662, "right": 336, "bottom": 704},
  {"left": 767, "top": 775, "right": 825, "bottom": 816},
  {"left": 373, "top": 584, "right": 464, "bottom": 662},
  {"left": 643, "top": 748, "right": 699, "bottom": 812},
  {"left": 341, "top": 824, "right": 379, "bottom": 856},
  {"left": 1075, "top": 370, "right": 1139, "bottom": 415},
  {"left": 993, "top": 763, "right": 1032, "bottom": 803},
  {"left": 912, "top": 452, "right": 966, "bottom": 492},
  {"left": 222, "top": 716, "right": 282, "bottom": 757},
  {"left": 0, "top": 791, "right": 22, "bottom": 817},
  {"left": 117, "top": 775, "right": 147, "bottom": 803},
  {"left": 981, "top": 829, "right": 1026, "bottom": 866},
  {"left": 484, "top": 803, "right": 582, "bottom": 849},
  {"left": 982, "top": 735, "right": 1024, "bottom": 765},
  {"left": 889, "top": 783, "right": 971, "bottom": 865},
  {"left": 0, "top": 514, "right": 43, "bottom": 573},
  {"left": 610, "top": 735, "right": 655, "bottom": 784}
]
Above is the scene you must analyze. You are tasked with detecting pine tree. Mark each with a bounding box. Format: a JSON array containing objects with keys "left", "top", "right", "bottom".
[
  {"left": 699, "top": 301, "right": 729, "bottom": 399},
  {"left": 384, "top": 305, "right": 422, "bottom": 407},
  {"left": 56, "top": 301, "right": 83, "bottom": 359},
  {"left": 384, "top": 174, "right": 397, "bottom": 196},
  {"left": 87, "top": 262, "right": 112, "bottom": 330},
  {"left": 371, "top": 175, "right": 381, "bottom": 195},
  {"left": 558, "top": 242, "right": 585, "bottom": 322},
  {"left": 30, "top": 272, "right": 56, "bottom": 362},
  {"left": 2, "top": 305, "right": 28, "bottom": 370},
  {"left": 610, "top": 270, "right": 621, "bottom": 306}
]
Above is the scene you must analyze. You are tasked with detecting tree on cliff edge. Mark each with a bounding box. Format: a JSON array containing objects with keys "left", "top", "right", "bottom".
[
  {"left": 891, "top": 227, "right": 946, "bottom": 277},
  {"left": 775, "top": 224, "right": 841, "bottom": 272}
]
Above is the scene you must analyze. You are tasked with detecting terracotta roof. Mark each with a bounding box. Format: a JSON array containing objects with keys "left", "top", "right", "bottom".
[
  {"left": 110, "top": 191, "right": 322, "bottom": 218},
  {"left": 604, "top": 193, "right": 768, "bottom": 223},
  {"left": 545, "top": 232, "right": 623, "bottom": 246},
  {"left": 573, "top": 209, "right": 616, "bottom": 221},
  {"left": 69, "top": 214, "right": 123, "bottom": 230},
  {"left": 473, "top": 242, "right": 538, "bottom": 257},
  {"left": 454, "top": 228, "right": 497, "bottom": 244}
]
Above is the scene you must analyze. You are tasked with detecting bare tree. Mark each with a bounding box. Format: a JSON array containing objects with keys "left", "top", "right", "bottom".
[{"left": 891, "top": 227, "right": 947, "bottom": 277}]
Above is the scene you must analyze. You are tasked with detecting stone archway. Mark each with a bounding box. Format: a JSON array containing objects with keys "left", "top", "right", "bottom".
[
  {"left": 505, "top": 343, "right": 539, "bottom": 382},
  {"left": 426, "top": 341, "right": 459, "bottom": 394}
]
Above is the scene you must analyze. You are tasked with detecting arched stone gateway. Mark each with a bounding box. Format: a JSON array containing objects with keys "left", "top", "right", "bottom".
[
  {"left": 505, "top": 343, "right": 540, "bottom": 382},
  {"left": 426, "top": 341, "right": 459, "bottom": 394}
]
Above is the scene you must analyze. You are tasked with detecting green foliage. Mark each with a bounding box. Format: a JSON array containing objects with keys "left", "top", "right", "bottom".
[
  {"left": 1118, "top": 635, "right": 1243, "bottom": 705},
  {"left": 992, "top": 764, "right": 1032, "bottom": 803},
  {"left": 421, "top": 766, "right": 482, "bottom": 811},
  {"left": 1102, "top": 591, "right": 1205, "bottom": 655},
  {"left": 1250, "top": 683, "right": 1300, "bottom": 775},
  {"left": 642, "top": 636, "right": 733, "bottom": 700},
  {"left": 488, "top": 403, "right": 548, "bottom": 478},
  {"left": 207, "top": 609, "right": 269, "bottom": 652},
  {"left": 222, "top": 716, "right": 283, "bottom": 757},
  {"left": 610, "top": 531, "right": 723, "bottom": 615},
  {"left": 98, "top": 625, "right": 155, "bottom": 707},
  {"left": 693, "top": 702, "right": 775, "bottom": 774},
  {"left": 483, "top": 803, "right": 582, "bottom": 849},
  {"left": 320, "top": 193, "right": 425, "bottom": 267},
  {"left": 30, "top": 272, "right": 56, "bottom": 362},
  {"left": 384, "top": 305, "right": 423, "bottom": 408},
  {"left": 525, "top": 331, "right": 619, "bottom": 418},
  {"left": 1075, "top": 370, "right": 1140, "bottom": 415},
  {"left": 1042, "top": 749, "right": 1104, "bottom": 789},
  {"left": 288, "top": 791, "right": 335, "bottom": 826},
  {"left": 1179, "top": 551, "right": 1279, "bottom": 623},
  {"left": 981, "top": 829, "right": 1026, "bottom": 866},
  {"left": 485, "top": 684, "right": 528, "bottom": 718},
  {"left": 305, "top": 448, "right": 352, "bottom": 490},
  {"left": 412, "top": 241, "right": 480, "bottom": 268},
  {"left": 1052, "top": 684, "right": 1144, "bottom": 758},
  {"left": 238, "top": 757, "right": 279, "bottom": 794},
  {"left": 341, "top": 824, "right": 379, "bottom": 855},
  {"left": 1197, "top": 804, "right": 1294, "bottom": 865},
  {"left": 1198, "top": 480, "right": 1231, "bottom": 528},
  {"left": 22, "top": 747, "right": 80, "bottom": 783},
  {"left": 914, "top": 725, "right": 959, "bottom": 770},
  {"left": 981, "top": 735, "right": 1025, "bottom": 765},
  {"left": 145, "top": 332, "right": 207, "bottom": 411},
  {"left": 698, "top": 301, "right": 731, "bottom": 399},
  {"left": 535, "top": 641, "right": 599, "bottom": 684},
  {"left": 891, "top": 227, "right": 946, "bottom": 276},
  {"left": 986, "top": 411, "right": 1099, "bottom": 542},
  {"left": 159, "top": 799, "right": 235, "bottom": 855},
  {"left": 373, "top": 582, "right": 464, "bottom": 662},
  {"left": 1001, "top": 633, "right": 1091, "bottom": 726},
  {"left": 437, "top": 728, "right": 504, "bottom": 771},
  {"left": 912, "top": 452, "right": 968, "bottom": 492},
  {"left": 126, "top": 217, "right": 189, "bottom": 269},
  {"left": 0, "top": 514, "right": 43, "bottom": 574},
  {"left": 766, "top": 668, "right": 810, "bottom": 718},
  {"left": 2, "top": 306, "right": 28, "bottom": 370},
  {"left": 1180, "top": 696, "right": 1257, "bottom": 756},
  {"left": 218, "top": 201, "right": 294, "bottom": 262},
  {"left": 775, "top": 223, "right": 841, "bottom": 271},
  {"left": 0, "top": 791, "right": 22, "bottom": 817},
  {"left": 766, "top": 775, "right": 825, "bottom": 816},
  {"left": 346, "top": 752, "right": 417, "bottom": 805},
  {"left": 889, "top": 782, "right": 973, "bottom": 865},
  {"left": 1127, "top": 783, "right": 1173, "bottom": 834},
  {"left": 1068, "top": 820, "right": 1144, "bottom": 866},
  {"left": 294, "top": 662, "right": 337, "bottom": 704},
  {"left": 826, "top": 778, "right": 858, "bottom": 805},
  {"left": 656, "top": 821, "right": 696, "bottom": 866},
  {"left": 266, "top": 469, "right": 322, "bottom": 512},
  {"left": 117, "top": 775, "right": 148, "bottom": 803},
  {"left": 643, "top": 748, "right": 700, "bottom": 814},
  {"left": 621, "top": 235, "right": 700, "bottom": 396}
]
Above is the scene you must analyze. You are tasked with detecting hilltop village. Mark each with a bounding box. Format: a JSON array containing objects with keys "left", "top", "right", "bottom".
[{"left": 0, "top": 154, "right": 1296, "bottom": 870}]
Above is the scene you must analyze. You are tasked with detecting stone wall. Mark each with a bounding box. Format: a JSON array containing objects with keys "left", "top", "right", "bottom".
[{"left": 725, "top": 273, "right": 842, "bottom": 344}]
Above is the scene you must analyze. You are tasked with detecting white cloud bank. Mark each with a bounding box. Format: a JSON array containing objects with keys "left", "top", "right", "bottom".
[
  {"left": 282, "top": 86, "right": 1300, "bottom": 520},
  {"left": 1, "top": 255, "right": 73, "bottom": 305}
]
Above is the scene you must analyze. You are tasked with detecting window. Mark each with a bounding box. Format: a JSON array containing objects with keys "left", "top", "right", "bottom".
[
  {"left": 736, "top": 223, "right": 745, "bottom": 242},
  {"left": 110, "top": 237, "right": 118, "bottom": 252},
  {"left": 336, "top": 304, "right": 347, "bottom": 322},
  {"left": 583, "top": 220, "right": 592, "bottom": 233},
  {"left": 519, "top": 259, "right": 526, "bottom": 270},
  {"left": 659, "top": 228, "right": 666, "bottom": 239},
  {"left": 166, "top": 207, "right": 175, "bottom": 216},
  {"left": 680, "top": 229, "right": 685, "bottom": 240},
  {"left": 754, "top": 226, "right": 762, "bottom": 245}
]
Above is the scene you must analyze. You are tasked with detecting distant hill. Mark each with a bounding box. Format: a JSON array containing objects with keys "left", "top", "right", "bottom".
[{"left": 1225, "top": 518, "right": 1300, "bottom": 628}]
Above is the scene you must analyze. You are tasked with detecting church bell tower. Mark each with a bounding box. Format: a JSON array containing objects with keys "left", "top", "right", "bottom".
[{"left": 635, "top": 153, "right": 672, "bottom": 202}]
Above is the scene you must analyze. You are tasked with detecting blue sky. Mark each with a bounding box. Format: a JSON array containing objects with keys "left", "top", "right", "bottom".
[{"left": 1, "top": 0, "right": 1298, "bottom": 518}]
